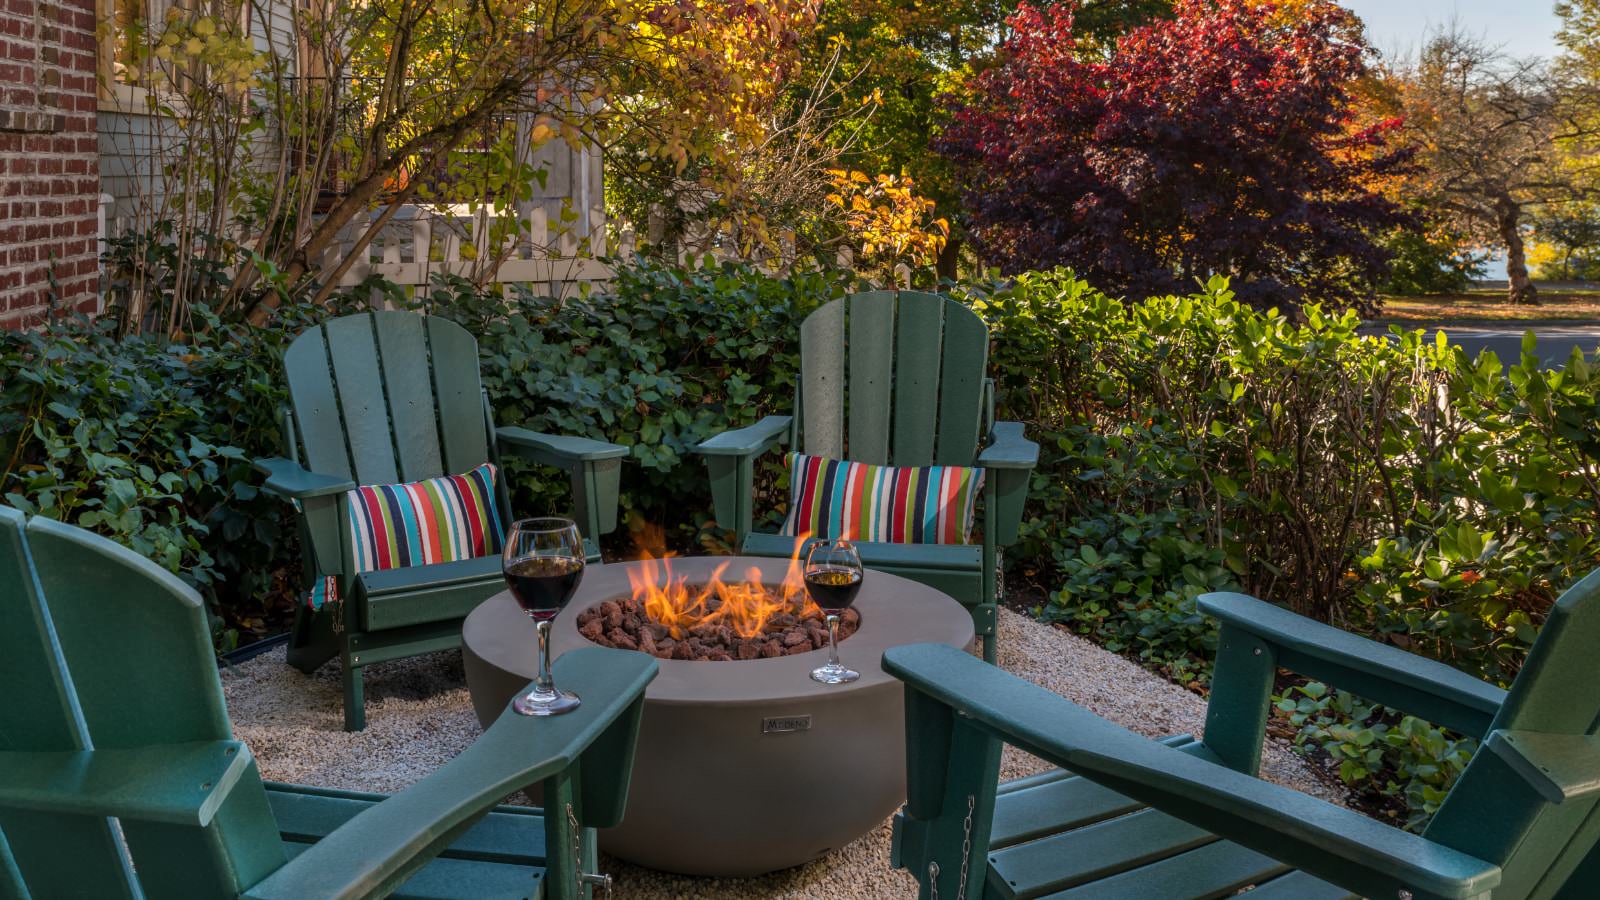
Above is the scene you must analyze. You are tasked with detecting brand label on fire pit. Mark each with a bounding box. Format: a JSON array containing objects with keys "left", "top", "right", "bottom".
[{"left": 761, "top": 715, "right": 812, "bottom": 734}]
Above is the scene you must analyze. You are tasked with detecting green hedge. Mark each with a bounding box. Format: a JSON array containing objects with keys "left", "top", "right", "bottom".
[
  {"left": 963, "top": 269, "right": 1599, "bottom": 825},
  {"left": 0, "top": 261, "right": 850, "bottom": 643},
  {"left": 0, "top": 307, "right": 308, "bottom": 647},
  {"left": 970, "top": 270, "right": 1599, "bottom": 685},
  {"left": 406, "top": 264, "right": 854, "bottom": 545}
]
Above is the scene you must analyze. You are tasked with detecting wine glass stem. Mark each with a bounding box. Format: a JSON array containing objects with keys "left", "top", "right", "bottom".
[
  {"left": 535, "top": 618, "right": 555, "bottom": 694},
  {"left": 826, "top": 613, "right": 841, "bottom": 668}
]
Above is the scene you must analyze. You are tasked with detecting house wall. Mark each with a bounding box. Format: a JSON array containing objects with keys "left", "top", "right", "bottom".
[
  {"left": 99, "top": 0, "right": 301, "bottom": 234},
  {"left": 0, "top": 0, "right": 100, "bottom": 328},
  {"left": 97, "top": 108, "right": 180, "bottom": 232}
]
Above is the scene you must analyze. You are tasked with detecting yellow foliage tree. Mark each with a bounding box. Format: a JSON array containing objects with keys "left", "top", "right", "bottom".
[
  {"left": 108, "top": 0, "right": 825, "bottom": 327},
  {"left": 825, "top": 169, "right": 949, "bottom": 282}
]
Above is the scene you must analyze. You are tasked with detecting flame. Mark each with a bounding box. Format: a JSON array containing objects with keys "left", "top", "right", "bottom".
[{"left": 624, "top": 534, "right": 818, "bottom": 640}]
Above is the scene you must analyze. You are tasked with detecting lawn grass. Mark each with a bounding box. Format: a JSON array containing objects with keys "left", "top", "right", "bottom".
[{"left": 1374, "top": 287, "right": 1600, "bottom": 326}]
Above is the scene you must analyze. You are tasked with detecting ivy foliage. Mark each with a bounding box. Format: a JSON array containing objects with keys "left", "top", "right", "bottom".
[
  {"left": 1277, "top": 682, "right": 1475, "bottom": 831},
  {"left": 418, "top": 262, "right": 856, "bottom": 545},
  {"left": 0, "top": 307, "right": 308, "bottom": 649}
]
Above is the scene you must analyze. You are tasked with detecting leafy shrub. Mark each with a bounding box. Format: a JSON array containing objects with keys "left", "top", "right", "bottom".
[
  {"left": 1378, "top": 224, "right": 1487, "bottom": 296},
  {"left": 0, "top": 306, "right": 310, "bottom": 648},
  {"left": 971, "top": 269, "right": 1599, "bottom": 683},
  {"left": 1045, "top": 506, "right": 1229, "bottom": 685},
  {"left": 1277, "top": 682, "right": 1475, "bottom": 830},
  {"left": 402, "top": 262, "right": 857, "bottom": 548},
  {"left": 1, "top": 258, "right": 852, "bottom": 649},
  {"left": 968, "top": 267, "right": 1598, "bottom": 827}
]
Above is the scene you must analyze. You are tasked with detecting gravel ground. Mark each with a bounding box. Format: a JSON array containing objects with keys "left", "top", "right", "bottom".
[{"left": 222, "top": 609, "right": 1347, "bottom": 898}]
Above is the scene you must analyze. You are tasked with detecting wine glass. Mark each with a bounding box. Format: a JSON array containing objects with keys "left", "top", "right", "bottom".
[
  {"left": 804, "top": 539, "right": 863, "bottom": 684},
  {"left": 503, "top": 517, "right": 586, "bottom": 716}
]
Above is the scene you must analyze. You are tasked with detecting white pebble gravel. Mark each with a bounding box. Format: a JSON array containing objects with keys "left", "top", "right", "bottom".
[{"left": 221, "top": 608, "right": 1346, "bottom": 898}]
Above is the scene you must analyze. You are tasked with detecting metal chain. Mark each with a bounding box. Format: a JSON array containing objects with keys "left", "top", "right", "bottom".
[
  {"left": 925, "top": 794, "right": 977, "bottom": 900},
  {"left": 956, "top": 793, "right": 975, "bottom": 900},
  {"left": 565, "top": 803, "right": 583, "bottom": 886},
  {"left": 566, "top": 802, "right": 613, "bottom": 900}
]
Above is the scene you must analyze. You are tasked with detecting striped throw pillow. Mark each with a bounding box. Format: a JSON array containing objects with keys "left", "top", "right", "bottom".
[
  {"left": 347, "top": 462, "right": 505, "bottom": 572},
  {"left": 780, "top": 452, "right": 983, "bottom": 545}
]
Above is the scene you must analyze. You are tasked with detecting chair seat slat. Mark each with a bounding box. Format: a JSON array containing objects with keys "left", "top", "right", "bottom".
[
  {"left": 374, "top": 311, "right": 446, "bottom": 481},
  {"left": 325, "top": 315, "right": 401, "bottom": 486},
  {"left": 847, "top": 292, "right": 896, "bottom": 465},
  {"left": 890, "top": 292, "right": 945, "bottom": 467},
  {"left": 935, "top": 303, "right": 988, "bottom": 466},
  {"left": 283, "top": 330, "right": 355, "bottom": 480}
]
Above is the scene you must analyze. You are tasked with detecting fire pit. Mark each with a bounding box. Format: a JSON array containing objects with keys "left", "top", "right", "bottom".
[
  {"left": 575, "top": 554, "right": 861, "bottom": 660},
  {"left": 461, "top": 555, "right": 974, "bottom": 876}
]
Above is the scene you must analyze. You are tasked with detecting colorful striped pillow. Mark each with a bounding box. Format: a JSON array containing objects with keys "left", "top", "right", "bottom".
[
  {"left": 347, "top": 462, "right": 505, "bottom": 573},
  {"left": 780, "top": 452, "right": 984, "bottom": 545}
]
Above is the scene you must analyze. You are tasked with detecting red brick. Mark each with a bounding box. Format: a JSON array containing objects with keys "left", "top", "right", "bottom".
[{"left": 0, "top": 0, "right": 97, "bottom": 324}]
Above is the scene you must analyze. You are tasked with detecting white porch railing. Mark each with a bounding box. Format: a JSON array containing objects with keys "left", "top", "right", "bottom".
[{"left": 97, "top": 201, "right": 896, "bottom": 309}]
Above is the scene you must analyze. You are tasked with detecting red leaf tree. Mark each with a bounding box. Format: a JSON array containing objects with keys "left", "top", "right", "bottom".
[{"left": 938, "top": 0, "right": 1412, "bottom": 308}]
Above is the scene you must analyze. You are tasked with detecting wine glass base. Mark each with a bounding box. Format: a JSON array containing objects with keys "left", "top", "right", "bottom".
[
  {"left": 513, "top": 688, "right": 582, "bottom": 716},
  {"left": 810, "top": 662, "right": 860, "bottom": 685}
]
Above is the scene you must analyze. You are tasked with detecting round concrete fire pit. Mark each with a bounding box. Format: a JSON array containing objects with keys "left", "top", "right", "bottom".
[{"left": 462, "top": 556, "right": 974, "bottom": 877}]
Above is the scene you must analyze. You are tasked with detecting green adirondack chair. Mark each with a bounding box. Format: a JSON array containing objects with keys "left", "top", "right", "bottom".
[
  {"left": 693, "top": 291, "right": 1038, "bottom": 662},
  {"left": 254, "top": 310, "right": 628, "bottom": 730},
  {"left": 0, "top": 505, "right": 657, "bottom": 899},
  {"left": 887, "top": 570, "right": 1600, "bottom": 900}
]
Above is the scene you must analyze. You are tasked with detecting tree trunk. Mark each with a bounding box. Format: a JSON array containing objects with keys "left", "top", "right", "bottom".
[
  {"left": 936, "top": 231, "right": 962, "bottom": 281},
  {"left": 242, "top": 77, "right": 526, "bottom": 324},
  {"left": 1496, "top": 195, "right": 1539, "bottom": 305}
]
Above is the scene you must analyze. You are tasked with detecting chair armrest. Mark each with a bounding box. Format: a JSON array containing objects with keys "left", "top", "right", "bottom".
[
  {"left": 1487, "top": 731, "right": 1600, "bottom": 804},
  {"left": 884, "top": 643, "right": 1502, "bottom": 900},
  {"left": 692, "top": 415, "right": 792, "bottom": 458},
  {"left": 495, "top": 427, "right": 629, "bottom": 463},
  {"left": 495, "top": 427, "right": 628, "bottom": 538},
  {"left": 0, "top": 741, "right": 254, "bottom": 827},
  {"left": 977, "top": 420, "right": 1037, "bottom": 548},
  {"left": 244, "top": 648, "right": 656, "bottom": 900},
  {"left": 1200, "top": 592, "right": 1507, "bottom": 738},
  {"left": 693, "top": 416, "right": 793, "bottom": 546},
  {"left": 253, "top": 457, "right": 356, "bottom": 500},
  {"left": 976, "top": 421, "right": 1039, "bottom": 470}
]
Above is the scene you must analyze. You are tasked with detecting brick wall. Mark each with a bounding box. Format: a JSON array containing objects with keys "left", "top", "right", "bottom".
[{"left": 0, "top": 0, "right": 99, "bottom": 329}]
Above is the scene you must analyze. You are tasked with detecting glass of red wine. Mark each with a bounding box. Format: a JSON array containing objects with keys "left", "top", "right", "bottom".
[
  {"left": 503, "top": 517, "right": 586, "bottom": 716},
  {"left": 804, "top": 539, "right": 863, "bottom": 684}
]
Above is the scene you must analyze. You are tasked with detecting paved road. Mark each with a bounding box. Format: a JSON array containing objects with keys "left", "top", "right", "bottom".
[
  {"left": 1434, "top": 327, "right": 1599, "bottom": 369},
  {"left": 1363, "top": 325, "right": 1600, "bottom": 369}
]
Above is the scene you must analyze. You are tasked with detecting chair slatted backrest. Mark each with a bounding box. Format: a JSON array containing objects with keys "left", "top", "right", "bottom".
[
  {"left": 283, "top": 311, "right": 494, "bottom": 487},
  {"left": 1425, "top": 567, "right": 1600, "bottom": 899},
  {"left": 797, "top": 291, "right": 990, "bottom": 468},
  {"left": 0, "top": 508, "right": 284, "bottom": 898},
  {"left": 0, "top": 507, "right": 135, "bottom": 898}
]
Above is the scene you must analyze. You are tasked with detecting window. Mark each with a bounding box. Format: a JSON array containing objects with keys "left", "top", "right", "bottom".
[
  {"left": 98, "top": 0, "right": 155, "bottom": 108},
  {"left": 96, "top": 0, "right": 252, "bottom": 111}
]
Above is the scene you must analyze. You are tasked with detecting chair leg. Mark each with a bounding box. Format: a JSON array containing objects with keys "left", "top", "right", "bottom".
[
  {"left": 972, "top": 603, "right": 999, "bottom": 664},
  {"left": 285, "top": 603, "right": 337, "bottom": 674},
  {"left": 341, "top": 651, "right": 366, "bottom": 732}
]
